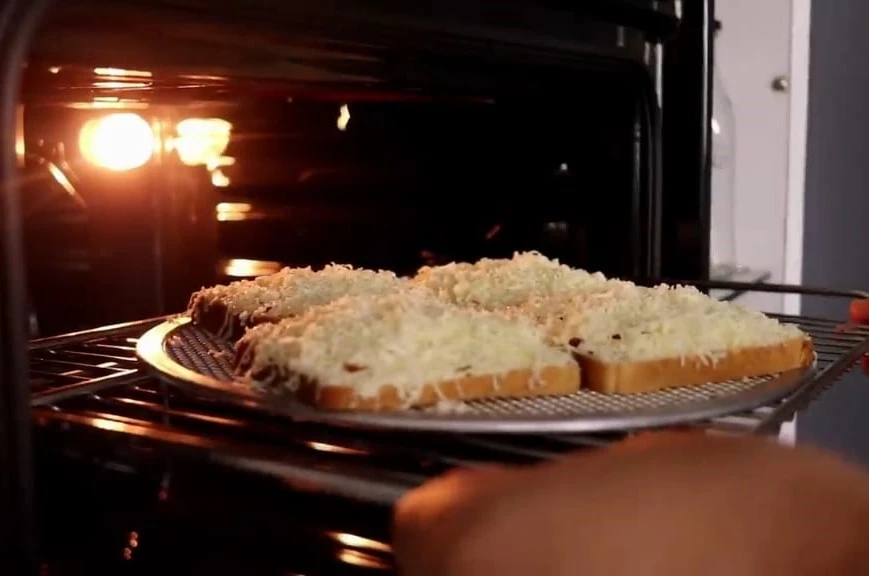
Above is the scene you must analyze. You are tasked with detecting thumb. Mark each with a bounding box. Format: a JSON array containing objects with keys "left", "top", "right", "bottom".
[
  {"left": 392, "top": 465, "right": 518, "bottom": 576},
  {"left": 849, "top": 299, "right": 869, "bottom": 373}
]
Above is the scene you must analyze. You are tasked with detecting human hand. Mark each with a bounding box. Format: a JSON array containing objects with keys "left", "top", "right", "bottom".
[
  {"left": 393, "top": 434, "right": 869, "bottom": 576},
  {"left": 849, "top": 299, "right": 869, "bottom": 372}
]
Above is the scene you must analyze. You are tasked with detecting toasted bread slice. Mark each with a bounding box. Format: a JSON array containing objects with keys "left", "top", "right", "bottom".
[
  {"left": 187, "top": 264, "right": 405, "bottom": 340},
  {"left": 578, "top": 338, "right": 814, "bottom": 394},
  {"left": 234, "top": 290, "right": 580, "bottom": 411},
  {"left": 519, "top": 284, "right": 814, "bottom": 394}
]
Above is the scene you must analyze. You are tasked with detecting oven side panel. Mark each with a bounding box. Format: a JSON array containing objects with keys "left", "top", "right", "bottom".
[{"left": 798, "top": 0, "right": 869, "bottom": 466}]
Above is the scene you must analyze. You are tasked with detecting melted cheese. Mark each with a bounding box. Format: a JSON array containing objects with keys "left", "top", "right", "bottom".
[
  {"left": 412, "top": 251, "right": 616, "bottom": 309},
  {"left": 197, "top": 254, "right": 807, "bottom": 387},
  {"left": 519, "top": 283, "right": 807, "bottom": 363},
  {"left": 189, "top": 264, "right": 406, "bottom": 322},
  {"left": 236, "top": 289, "right": 574, "bottom": 401}
]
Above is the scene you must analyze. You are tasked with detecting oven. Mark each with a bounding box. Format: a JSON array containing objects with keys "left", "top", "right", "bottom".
[
  {"left": 2, "top": 0, "right": 869, "bottom": 574},
  {"left": 21, "top": 1, "right": 686, "bottom": 335}
]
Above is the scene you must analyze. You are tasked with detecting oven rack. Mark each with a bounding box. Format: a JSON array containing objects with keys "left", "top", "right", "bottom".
[{"left": 27, "top": 281, "right": 869, "bottom": 505}]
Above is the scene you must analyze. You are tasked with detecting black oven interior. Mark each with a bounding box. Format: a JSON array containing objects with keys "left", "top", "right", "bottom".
[
  {"left": 23, "top": 70, "right": 653, "bottom": 333},
  {"left": 17, "top": 0, "right": 698, "bottom": 337}
]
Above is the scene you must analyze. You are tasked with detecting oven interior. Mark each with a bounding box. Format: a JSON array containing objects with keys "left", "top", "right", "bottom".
[{"left": 22, "top": 0, "right": 671, "bottom": 335}]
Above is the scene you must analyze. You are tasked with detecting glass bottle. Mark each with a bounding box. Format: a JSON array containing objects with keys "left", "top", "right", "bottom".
[{"left": 709, "top": 22, "right": 737, "bottom": 278}]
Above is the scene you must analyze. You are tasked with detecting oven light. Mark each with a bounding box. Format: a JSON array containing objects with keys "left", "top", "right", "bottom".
[
  {"left": 93, "top": 81, "right": 151, "bottom": 90},
  {"left": 306, "top": 441, "right": 367, "bottom": 455},
  {"left": 220, "top": 258, "right": 284, "bottom": 277},
  {"left": 215, "top": 202, "right": 251, "bottom": 220},
  {"left": 94, "top": 67, "right": 153, "bottom": 79},
  {"left": 211, "top": 170, "right": 230, "bottom": 187},
  {"left": 207, "top": 155, "right": 235, "bottom": 188},
  {"left": 336, "top": 549, "right": 390, "bottom": 570},
  {"left": 329, "top": 532, "right": 393, "bottom": 553},
  {"left": 79, "top": 113, "right": 155, "bottom": 171},
  {"left": 174, "top": 118, "right": 232, "bottom": 166},
  {"left": 337, "top": 104, "right": 350, "bottom": 131}
]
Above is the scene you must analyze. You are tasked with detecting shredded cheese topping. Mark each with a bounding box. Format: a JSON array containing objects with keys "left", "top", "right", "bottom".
[
  {"left": 194, "top": 252, "right": 809, "bottom": 401},
  {"left": 412, "top": 253, "right": 806, "bottom": 364},
  {"left": 412, "top": 251, "right": 618, "bottom": 309},
  {"left": 519, "top": 284, "right": 807, "bottom": 362},
  {"left": 235, "top": 290, "right": 575, "bottom": 400},
  {"left": 189, "top": 264, "right": 405, "bottom": 323}
]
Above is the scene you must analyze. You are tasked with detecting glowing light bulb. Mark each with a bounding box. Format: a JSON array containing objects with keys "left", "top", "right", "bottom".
[
  {"left": 337, "top": 104, "right": 350, "bottom": 131},
  {"left": 174, "top": 118, "right": 232, "bottom": 166},
  {"left": 79, "top": 113, "right": 154, "bottom": 171}
]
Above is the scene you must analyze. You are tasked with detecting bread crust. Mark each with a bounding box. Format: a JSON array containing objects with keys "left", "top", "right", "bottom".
[
  {"left": 576, "top": 337, "right": 814, "bottom": 395},
  {"left": 188, "top": 295, "right": 248, "bottom": 341},
  {"left": 240, "top": 362, "right": 580, "bottom": 411},
  {"left": 189, "top": 289, "right": 295, "bottom": 341}
]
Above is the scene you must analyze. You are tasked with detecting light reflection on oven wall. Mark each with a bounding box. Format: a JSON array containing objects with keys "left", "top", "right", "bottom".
[
  {"left": 328, "top": 532, "right": 393, "bottom": 571},
  {"left": 218, "top": 258, "right": 283, "bottom": 278},
  {"left": 21, "top": 65, "right": 234, "bottom": 334}
]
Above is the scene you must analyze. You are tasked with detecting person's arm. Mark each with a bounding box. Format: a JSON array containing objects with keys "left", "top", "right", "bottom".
[{"left": 393, "top": 434, "right": 869, "bottom": 576}]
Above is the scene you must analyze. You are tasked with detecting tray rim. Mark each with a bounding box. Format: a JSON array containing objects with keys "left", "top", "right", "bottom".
[{"left": 135, "top": 316, "right": 818, "bottom": 434}]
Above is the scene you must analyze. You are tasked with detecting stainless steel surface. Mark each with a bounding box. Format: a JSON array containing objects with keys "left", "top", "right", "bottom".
[
  {"left": 137, "top": 316, "right": 822, "bottom": 434},
  {"left": 29, "top": 315, "right": 169, "bottom": 350},
  {"left": 30, "top": 370, "right": 141, "bottom": 407}
]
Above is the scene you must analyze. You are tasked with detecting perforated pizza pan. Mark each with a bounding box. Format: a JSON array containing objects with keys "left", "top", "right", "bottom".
[{"left": 136, "top": 317, "right": 816, "bottom": 434}]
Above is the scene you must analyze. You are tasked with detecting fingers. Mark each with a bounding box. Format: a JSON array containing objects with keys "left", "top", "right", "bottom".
[
  {"left": 397, "top": 430, "right": 706, "bottom": 531},
  {"left": 850, "top": 299, "right": 869, "bottom": 324},
  {"left": 850, "top": 300, "right": 869, "bottom": 372},
  {"left": 393, "top": 432, "right": 703, "bottom": 556},
  {"left": 395, "top": 465, "right": 504, "bottom": 522},
  {"left": 393, "top": 463, "right": 519, "bottom": 535},
  {"left": 392, "top": 464, "right": 518, "bottom": 576}
]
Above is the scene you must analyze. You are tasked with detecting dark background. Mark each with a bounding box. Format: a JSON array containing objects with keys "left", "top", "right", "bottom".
[{"left": 797, "top": 0, "right": 869, "bottom": 465}]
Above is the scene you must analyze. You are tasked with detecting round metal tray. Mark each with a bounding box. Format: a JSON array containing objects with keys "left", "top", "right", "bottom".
[{"left": 136, "top": 316, "right": 816, "bottom": 434}]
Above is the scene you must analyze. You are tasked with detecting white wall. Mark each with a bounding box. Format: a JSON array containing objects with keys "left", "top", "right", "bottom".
[{"left": 715, "top": 0, "right": 810, "bottom": 317}]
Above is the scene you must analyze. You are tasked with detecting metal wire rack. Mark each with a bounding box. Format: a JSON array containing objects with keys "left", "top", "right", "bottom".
[{"left": 27, "top": 282, "right": 869, "bottom": 505}]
